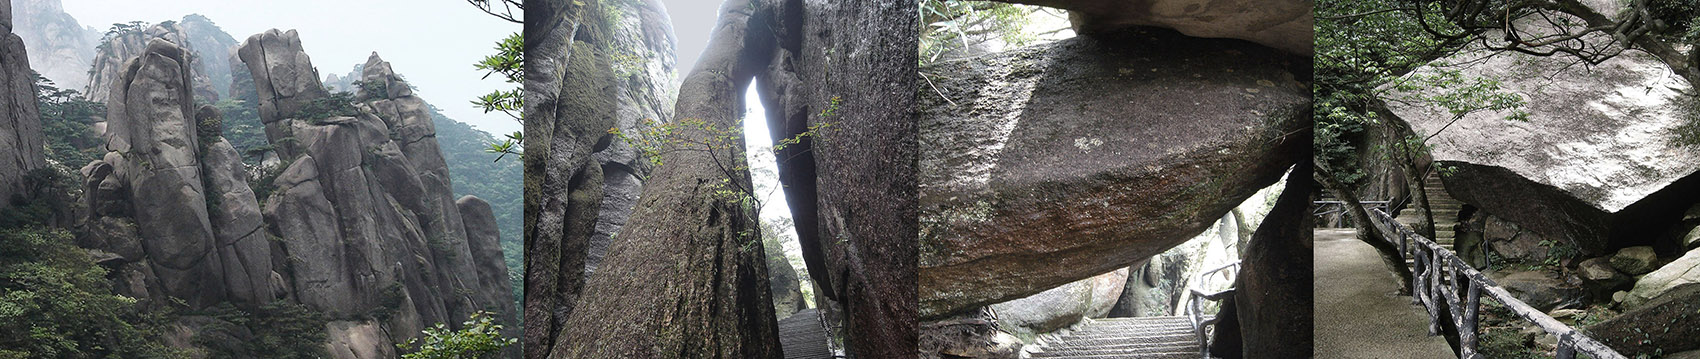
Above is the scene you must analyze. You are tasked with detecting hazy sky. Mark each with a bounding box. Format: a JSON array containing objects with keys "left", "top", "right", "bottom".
[
  {"left": 658, "top": 0, "right": 717, "bottom": 75},
  {"left": 62, "top": 0, "right": 521, "bottom": 136}
]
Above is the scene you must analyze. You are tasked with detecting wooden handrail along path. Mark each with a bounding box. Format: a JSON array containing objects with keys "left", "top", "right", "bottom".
[{"left": 1367, "top": 208, "right": 1625, "bottom": 359}]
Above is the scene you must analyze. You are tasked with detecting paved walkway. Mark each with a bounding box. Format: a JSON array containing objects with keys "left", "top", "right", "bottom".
[
  {"left": 779, "top": 309, "right": 833, "bottom": 359},
  {"left": 1314, "top": 228, "right": 1457, "bottom": 359}
]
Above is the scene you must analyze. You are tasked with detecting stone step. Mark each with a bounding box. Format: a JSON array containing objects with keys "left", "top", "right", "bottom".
[
  {"left": 1050, "top": 331, "right": 1195, "bottom": 342},
  {"left": 1033, "top": 346, "right": 1198, "bottom": 358},
  {"left": 1036, "top": 316, "right": 1202, "bottom": 359}
]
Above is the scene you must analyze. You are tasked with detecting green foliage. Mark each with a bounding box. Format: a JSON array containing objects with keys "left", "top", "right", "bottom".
[
  {"left": 355, "top": 79, "right": 391, "bottom": 101},
  {"left": 1315, "top": 0, "right": 1527, "bottom": 187},
  {"left": 475, "top": 33, "right": 525, "bottom": 160},
  {"left": 291, "top": 91, "right": 362, "bottom": 121},
  {"left": 96, "top": 21, "right": 150, "bottom": 53},
  {"left": 397, "top": 312, "right": 515, "bottom": 359},
  {"left": 1645, "top": 0, "right": 1700, "bottom": 42},
  {"left": 917, "top": 0, "right": 1033, "bottom": 65},
  {"left": 34, "top": 75, "right": 105, "bottom": 167},
  {"left": 0, "top": 167, "right": 77, "bottom": 229},
  {"left": 248, "top": 157, "right": 294, "bottom": 206},
  {"left": 192, "top": 301, "right": 329, "bottom": 359},
  {"left": 0, "top": 226, "right": 188, "bottom": 359}
]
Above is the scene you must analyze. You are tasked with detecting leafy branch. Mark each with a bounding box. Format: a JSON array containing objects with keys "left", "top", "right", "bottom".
[{"left": 474, "top": 33, "right": 524, "bottom": 161}]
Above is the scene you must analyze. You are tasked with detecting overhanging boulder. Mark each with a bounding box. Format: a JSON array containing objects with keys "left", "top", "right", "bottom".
[
  {"left": 917, "top": 27, "right": 1308, "bottom": 318},
  {"left": 1386, "top": 41, "right": 1698, "bottom": 255}
]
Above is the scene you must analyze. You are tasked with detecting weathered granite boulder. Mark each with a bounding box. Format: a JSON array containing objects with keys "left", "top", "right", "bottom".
[
  {"left": 1484, "top": 215, "right": 1550, "bottom": 261},
  {"left": 202, "top": 130, "right": 277, "bottom": 305},
  {"left": 1387, "top": 37, "right": 1697, "bottom": 256},
  {"left": 86, "top": 22, "right": 218, "bottom": 103},
  {"left": 324, "top": 320, "right": 396, "bottom": 359},
  {"left": 238, "top": 30, "right": 512, "bottom": 356},
  {"left": 1588, "top": 284, "right": 1700, "bottom": 357},
  {"left": 1623, "top": 247, "right": 1700, "bottom": 309},
  {"left": 1231, "top": 162, "right": 1312, "bottom": 357},
  {"left": 990, "top": 268, "right": 1127, "bottom": 336},
  {"left": 1576, "top": 257, "right": 1631, "bottom": 301},
  {"left": 91, "top": 38, "right": 227, "bottom": 307},
  {"left": 993, "top": 0, "right": 1312, "bottom": 55},
  {"left": 10, "top": 0, "right": 98, "bottom": 90},
  {"left": 235, "top": 29, "right": 329, "bottom": 159},
  {"left": 360, "top": 52, "right": 489, "bottom": 323},
  {"left": 1, "top": 5, "right": 44, "bottom": 210},
  {"left": 918, "top": 27, "right": 1308, "bottom": 318},
  {"left": 457, "top": 195, "right": 517, "bottom": 322},
  {"left": 1492, "top": 270, "right": 1583, "bottom": 312},
  {"left": 1610, "top": 246, "right": 1659, "bottom": 275}
]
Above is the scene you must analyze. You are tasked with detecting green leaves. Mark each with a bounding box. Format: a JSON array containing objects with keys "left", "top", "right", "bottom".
[
  {"left": 397, "top": 311, "right": 515, "bottom": 359},
  {"left": 474, "top": 33, "right": 524, "bottom": 161},
  {"left": 485, "top": 131, "right": 524, "bottom": 161},
  {"left": 918, "top": 0, "right": 1034, "bottom": 66},
  {"left": 474, "top": 33, "right": 524, "bottom": 85}
]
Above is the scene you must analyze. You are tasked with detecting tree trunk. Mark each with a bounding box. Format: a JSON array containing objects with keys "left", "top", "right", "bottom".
[
  {"left": 1316, "top": 160, "right": 1415, "bottom": 294},
  {"left": 1398, "top": 146, "right": 1436, "bottom": 240},
  {"left": 548, "top": 0, "right": 783, "bottom": 356}
]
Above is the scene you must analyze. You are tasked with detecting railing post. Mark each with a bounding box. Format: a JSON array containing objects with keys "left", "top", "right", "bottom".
[
  {"left": 1427, "top": 249, "right": 1443, "bottom": 335},
  {"left": 1461, "top": 282, "right": 1481, "bottom": 359},
  {"left": 1193, "top": 297, "right": 1208, "bottom": 359},
  {"left": 1556, "top": 338, "right": 1576, "bottom": 359}
]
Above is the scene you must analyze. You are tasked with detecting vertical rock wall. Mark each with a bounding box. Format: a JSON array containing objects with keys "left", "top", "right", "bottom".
[
  {"left": 236, "top": 29, "right": 512, "bottom": 358},
  {"left": 80, "top": 38, "right": 272, "bottom": 308},
  {"left": 1, "top": 0, "right": 46, "bottom": 210}
]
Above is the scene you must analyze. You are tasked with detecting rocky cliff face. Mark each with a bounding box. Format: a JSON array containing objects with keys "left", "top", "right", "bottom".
[
  {"left": 10, "top": 0, "right": 97, "bottom": 90},
  {"left": 243, "top": 28, "right": 510, "bottom": 355},
  {"left": 77, "top": 39, "right": 261, "bottom": 308},
  {"left": 755, "top": 1, "right": 921, "bottom": 356},
  {"left": 73, "top": 29, "right": 511, "bottom": 358},
  {"left": 916, "top": 27, "right": 1309, "bottom": 318},
  {"left": 1386, "top": 32, "right": 1697, "bottom": 255},
  {"left": 86, "top": 21, "right": 219, "bottom": 104},
  {"left": 522, "top": 0, "right": 683, "bottom": 357},
  {"left": 1, "top": 0, "right": 46, "bottom": 210}
]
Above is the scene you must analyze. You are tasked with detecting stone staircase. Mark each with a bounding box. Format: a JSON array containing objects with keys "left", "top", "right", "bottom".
[
  {"left": 1395, "top": 172, "right": 1462, "bottom": 253},
  {"left": 779, "top": 308, "right": 834, "bottom": 359},
  {"left": 1030, "top": 316, "right": 1203, "bottom": 359}
]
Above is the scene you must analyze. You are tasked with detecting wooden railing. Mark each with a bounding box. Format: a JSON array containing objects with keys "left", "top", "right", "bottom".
[
  {"left": 1187, "top": 260, "right": 1239, "bottom": 359},
  {"left": 1368, "top": 208, "right": 1625, "bottom": 359}
]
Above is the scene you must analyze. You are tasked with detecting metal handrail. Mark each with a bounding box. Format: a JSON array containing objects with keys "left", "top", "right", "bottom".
[
  {"left": 1368, "top": 208, "right": 1625, "bottom": 359},
  {"left": 1187, "top": 260, "right": 1240, "bottom": 359}
]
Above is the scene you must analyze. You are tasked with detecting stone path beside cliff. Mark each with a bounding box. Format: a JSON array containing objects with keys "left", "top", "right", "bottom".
[{"left": 1315, "top": 228, "right": 1458, "bottom": 359}]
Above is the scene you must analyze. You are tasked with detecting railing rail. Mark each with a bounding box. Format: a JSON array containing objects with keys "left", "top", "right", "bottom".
[
  {"left": 1368, "top": 208, "right": 1625, "bottom": 359},
  {"left": 1187, "top": 260, "right": 1240, "bottom": 359}
]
